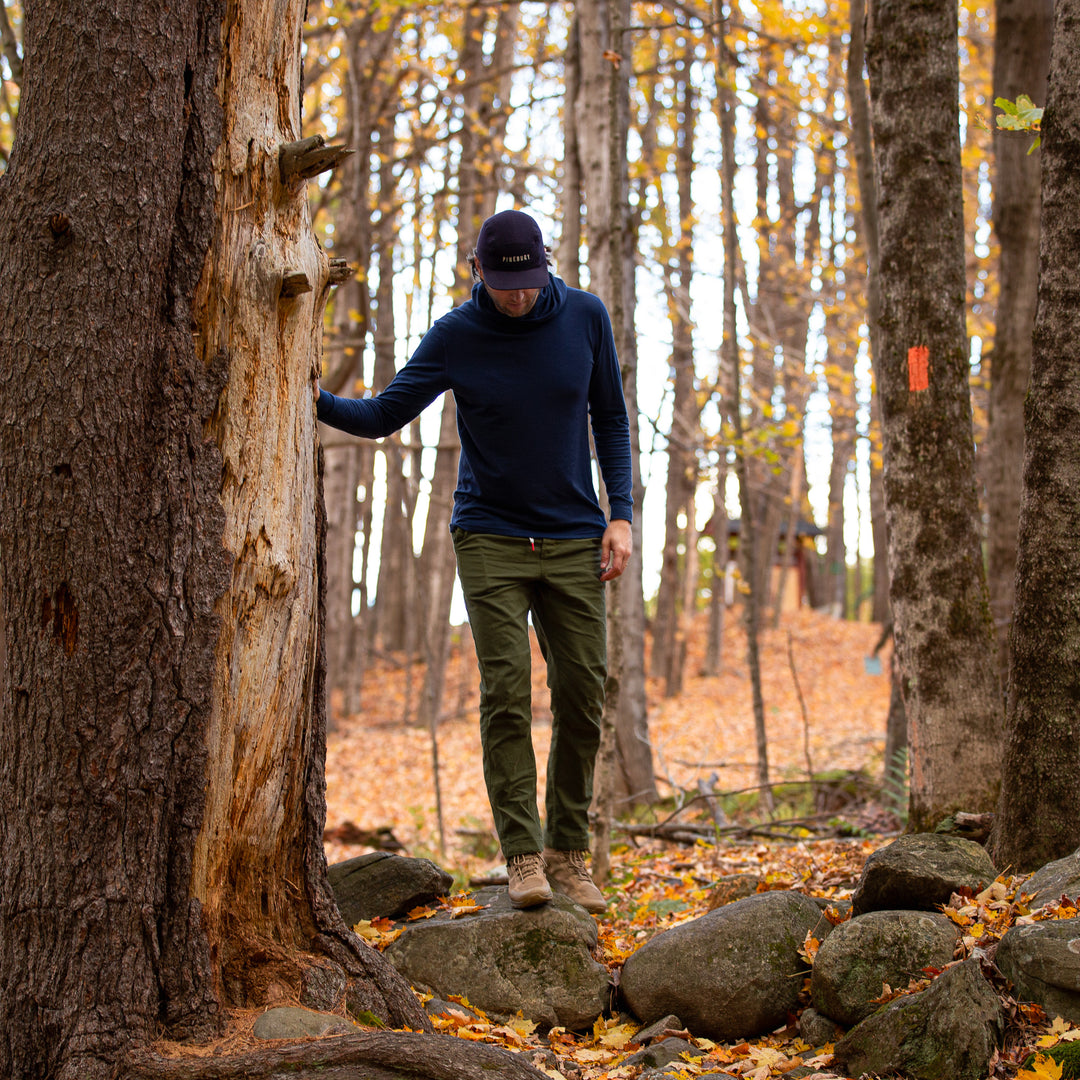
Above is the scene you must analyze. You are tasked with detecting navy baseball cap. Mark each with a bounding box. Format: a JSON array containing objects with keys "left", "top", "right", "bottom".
[{"left": 476, "top": 210, "right": 550, "bottom": 290}]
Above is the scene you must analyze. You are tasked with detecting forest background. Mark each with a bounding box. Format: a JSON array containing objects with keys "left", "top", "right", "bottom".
[
  {"left": 0, "top": 0, "right": 1050, "bottom": 856},
  {"left": 2, "top": 0, "right": 1079, "bottom": 1076},
  {"left": 285, "top": 0, "right": 1020, "bottom": 863}
]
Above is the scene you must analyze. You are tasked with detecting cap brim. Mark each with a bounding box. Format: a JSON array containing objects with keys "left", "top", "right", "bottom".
[{"left": 481, "top": 266, "right": 550, "bottom": 290}]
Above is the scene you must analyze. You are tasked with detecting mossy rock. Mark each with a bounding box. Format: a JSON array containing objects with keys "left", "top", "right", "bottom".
[{"left": 1022, "top": 1041, "right": 1080, "bottom": 1079}]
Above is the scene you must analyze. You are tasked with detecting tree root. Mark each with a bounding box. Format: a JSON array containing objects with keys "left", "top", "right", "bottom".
[{"left": 124, "top": 1030, "right": 549, "bottom": 1079}]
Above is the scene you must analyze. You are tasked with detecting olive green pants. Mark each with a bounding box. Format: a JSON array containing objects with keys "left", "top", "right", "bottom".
[{"left": 452, "top": 529, "right": 607, "bottom": 858}]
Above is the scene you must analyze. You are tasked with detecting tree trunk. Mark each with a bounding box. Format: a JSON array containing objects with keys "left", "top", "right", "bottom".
[
  {"left": 992, "top": 0, "right": 1080, "bottom": 872},
  {"left": 652, "top": 44, "right": 700, "bottom": 693},
  {"left": 0, "top": 3, "right": 426, "bottom": 1077},
  {"left": 985, "top": 0, "right": 1053, "bottom": 686},
  {"left": 865, "top": 0, "right": 1003, "bottom": 831},
  {"left": 575, "top": 0, "right": 656, "bottom": 809},
  {"left": 318, "top": 7, "right": 401, "bottom": 716}
]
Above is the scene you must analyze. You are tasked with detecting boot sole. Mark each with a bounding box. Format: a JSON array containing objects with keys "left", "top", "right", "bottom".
[{"left": 509, "top": 886, "right": 553, "bottom": 908}]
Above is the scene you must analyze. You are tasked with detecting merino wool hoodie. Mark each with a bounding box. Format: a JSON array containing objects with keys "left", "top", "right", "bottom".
[{"left": 316, "top": 277, "right": 633, "bottom": 539}]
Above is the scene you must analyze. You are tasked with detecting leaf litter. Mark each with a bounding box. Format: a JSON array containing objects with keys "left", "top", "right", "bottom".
[{"left": 323, "top": 608, "right": 1076, "bottom": 1077}]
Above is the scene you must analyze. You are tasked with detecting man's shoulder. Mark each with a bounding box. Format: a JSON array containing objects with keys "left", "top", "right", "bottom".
[{"left": 558, "top": 283, "right": 610, "bottom": 320}]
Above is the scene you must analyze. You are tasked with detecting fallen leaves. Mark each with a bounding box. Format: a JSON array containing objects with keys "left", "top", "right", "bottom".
[{"left": 323, "top": 609, "right": 1080, "bottom": 1076}]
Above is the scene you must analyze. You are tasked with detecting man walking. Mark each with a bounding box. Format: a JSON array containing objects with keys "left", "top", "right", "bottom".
[{"left": 315, "top": 208, "right": 633, "bottom": 913}]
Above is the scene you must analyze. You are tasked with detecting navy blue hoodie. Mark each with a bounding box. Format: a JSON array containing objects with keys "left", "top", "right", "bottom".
[{"left": 316, "top": 277, "right": 633, "bottom": 539}]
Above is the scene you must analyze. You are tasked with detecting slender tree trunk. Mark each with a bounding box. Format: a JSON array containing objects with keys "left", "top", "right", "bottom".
[
  {"left": 985, "top": 0, "right": 1053, "bottom": 686},
  {"left": 653, "top": 46, "right": 699, "bottom": 694},
  {"left": 702, "top": 462, "right": 728, "bottom": 676},
  {"left": 866, "top": 0, "right": 1002, "bottom": 831},
  {"left": 992, "top": 0, "right": 1080, "bottom": 872},
  {"left": 317, "top": 7, "right": 400, "bottom": 715},
  {"left": 713, "top": 0, "right": 770, "bottom": 814},
  {"left": 847, "top": 0, "right": 892, "bottom": 627},
  {"left": 576, "top": 0, "right": 656, "bottom": 809},
  {"left": 557, "top": 18, "right": 582, "bottom": 288}
]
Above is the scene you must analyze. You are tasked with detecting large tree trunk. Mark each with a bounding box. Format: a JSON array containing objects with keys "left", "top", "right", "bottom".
[
  {"left": 0, "top": 3, "right": 426, "bottom": 1077},
  {"left": 984, "top": 0, "right": 1053, "bottom": 686},
  {"left": 865, "top": 0, "right": 1003, "bottom": 831},
  {"left": 992, "top": 0, "right": 1080, "bottom": 873}
]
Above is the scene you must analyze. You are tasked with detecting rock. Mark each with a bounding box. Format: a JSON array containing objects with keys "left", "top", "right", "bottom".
[
  {"left": 798, "top": 1006, "right": 842, "bottom": 1047},
  {"left": 622, "top": 1037, "right": 702, "bottom": 1071},
  {"left": 833, "top": 958, "right": 1004, "bottom": 1080},
  {"left": 811, "top": 909, "right": 960, "bottom": 1025},
  {"left": 384, "top": 886, "right": 609, "bottom": 1031},
  {"left": 634, "top": 1014, "right": 684, "bottom": 1042},
  {"left": 619, "top": 890, "right": 825, "bottom": 1041},
  {"left": 328, "top": 851, "right": 454, "bottom": 924},
  {"left": 423, "top": 995, "right": 486, "bottom": 1021},
  {"left": 252, "top": 1005, "right": 361, "bottom": 1040},
  {"left": 1021, "top": 847, "right": 1080, "bottom": 906},
  {"left": 996, "top": 916, "right": 1080, "bottom": 1024},
  {"left": 851, "top": 833, "right": 997, "bottom": 915}
]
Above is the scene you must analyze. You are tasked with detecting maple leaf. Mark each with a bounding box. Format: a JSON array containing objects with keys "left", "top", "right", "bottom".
[
  {"left": 799, "top": 932, "right": 820, "bottom": 963},
  {"left": 1017, "top": 1053, "right": 1065, "bottom": 1080},
  {"left": 1039, "top": 1017, "right": 1080, "bottom": 1046}
]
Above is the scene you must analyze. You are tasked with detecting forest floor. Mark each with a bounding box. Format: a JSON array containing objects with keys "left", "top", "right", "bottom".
[
  {"left": 321, "top": 607, "right": 1064, "bottom": 1080},
  {"left": 324, "top": 606, "right": 897, "bottom": 877}
]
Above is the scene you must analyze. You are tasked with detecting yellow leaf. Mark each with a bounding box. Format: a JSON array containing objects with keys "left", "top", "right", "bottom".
[
  {"left": 1017, "top": 1053, "right": 1065, "bottom": 1080},
  {"left": 598, "top": 1023, "right": 639, "bottom": 1049}
]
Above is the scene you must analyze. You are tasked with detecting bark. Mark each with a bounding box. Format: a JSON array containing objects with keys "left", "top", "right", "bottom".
[
  {"left": 702, "top": 464, "right": 728, "bottom": 676},
  {"left": 415, "top": 2, "right": 517, "bottom": 740},
  {"left": 847, "top": 0, "right": 892, "bottom": 627},
  {"left": 822, "top": 338, "right": 854, "bottom": 618},
  {"left": 0, "top": 3, "right": 425, "bottom": 1077},
  {"left": 711, "top": 1, "right": 769, "bottom": 814},
  {"left": 575, "top": 0, "right": 656, "bottom": 808},
  {"left": 985, "top": 0, "right": 1053, "bottom": 685},
  {"left": 702, "top": 1, "right": 738, "bottom": 679},
  {"left": 319, "top": 7, "right": 402, "bottom": 715},
  {"left": 556, "top": 17, "right": 582, "bottom": 288},
  {"left": 865, "top": 0, "right": 1002, "bottom": 831},
  {"left": 992, "top": 0, "right": 1080, "bottom": 872},
  {"left": 124, "top": 1031, "right": 548, "bottom": 1079},
  {"left": 652, "top": 42, "right": 700, "bottom": 694}
]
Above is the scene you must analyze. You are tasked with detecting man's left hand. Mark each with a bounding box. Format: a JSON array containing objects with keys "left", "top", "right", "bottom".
[{"left": 600, "top": 519, "right": 632, "bottom": 581}]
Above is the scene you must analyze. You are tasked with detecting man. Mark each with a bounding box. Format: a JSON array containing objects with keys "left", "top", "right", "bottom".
[{"left": 315, "top": 208, "right": 633, "bottom": 913}]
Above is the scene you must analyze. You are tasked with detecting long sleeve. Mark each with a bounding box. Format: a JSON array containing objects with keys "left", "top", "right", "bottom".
[
  {"left": 316, "top": 331, "right": 450, "bottom": 438},
  {"left": 588, "top": 309, "right": 634, "bottom": 523}
]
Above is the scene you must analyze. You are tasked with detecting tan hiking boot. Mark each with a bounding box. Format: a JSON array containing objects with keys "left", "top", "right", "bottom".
[
  {"left": 506, "top": 851, "right": 553, "bottom": 908},
  {"left": 543, "top": 848, "right": 606, "bottom": 914}
]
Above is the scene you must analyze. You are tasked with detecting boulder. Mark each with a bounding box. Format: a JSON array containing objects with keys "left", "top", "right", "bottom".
[
  {"left": 996, "top": 916, "right": 1080, "bottom": 1024},
  {"left": 833, "top": 958, "right": 1004, "bottom": 1080},
  {"left": 384, "top": 886, "right": 609, "bottom": 1031},
  {"left": 811, "top": 909, "right": 960, "bottom": 1025},
  {"left": 328, "top": 851, "right": 454, "bottom": 924},
  {"left": 252, "top": 1005, "right": 361, "bottom": 1040},
  {"left": 1021, "top": 847, "right": 1080, "bottom": 906},
  {"left": 851, "top": 833, "right": 997, "bottom": 915},
  {"left": 618, "top": 890, "right": 825, "bottom": 1041}
]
